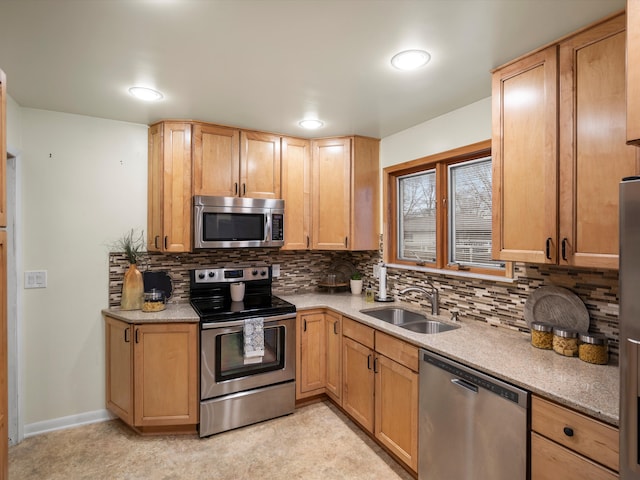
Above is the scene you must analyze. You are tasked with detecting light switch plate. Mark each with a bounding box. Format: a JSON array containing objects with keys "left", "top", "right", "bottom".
[
  {"left": 272, "top": 264, "right": 280, "bottom": 277},
  {"left": 25, "top": 270, "right": 47, "bottom": 289}
]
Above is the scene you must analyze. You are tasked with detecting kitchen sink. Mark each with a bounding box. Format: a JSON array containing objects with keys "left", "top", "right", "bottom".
[{"left": 359, "top": 307, "right": 460, "bottom": 334}]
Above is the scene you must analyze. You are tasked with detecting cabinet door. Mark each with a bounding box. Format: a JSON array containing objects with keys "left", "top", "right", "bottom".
[
  {"left": 531, "top": 433, "right": 618, "bottom": 480},
  {"left": 375, "top": 354, "right": 418, "bottom": 471},
  {"left": 281, "top": 136, "right": 311, "bottom": 250},
  {"left": 147, "top": 122, "right": 192, "bottom": 253},
  {"left": 559, "top": 13, "right": 639, "bottom": 269},
  {"left": 628, "top": 0, "right": 640, "bottom": 145},
  {"left": 193, "top": 123, "right": 240, "bottom": 197},
  {"left": 105, "top": 316, "right": 133, "bottom": 425},
  {"left": 298, "top": 312, "right": 326, "bottom": 395},
  {"left": 0, "top": 232, "right": 6, "bottom": 480},
  {"left": 0, "top": 69, "right": 5, "bottom": 228},
  {"left": 133, "top": 323, "right": 198, "bottom": 427},
  {"left": 312, "top": 138, "right": 351, "bottom": 250},
  {"left": 492, "top": 46, "right": 558, "bottom": 263},
  {"left": 342, "top": 336, "right": 374, "bottom": 432},
  {"left": 325, "top": 311, "right": 342, "bottom": 404},
  {"left": 241, "top": 131, "right": 281, "bottom": 199}
]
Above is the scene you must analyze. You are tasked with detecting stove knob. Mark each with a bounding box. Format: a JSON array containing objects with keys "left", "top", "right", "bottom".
[
  {"left": 198, "top": 272, "right": 205, "bottom": 279},
  {"left": 260, "top": 270, "right": 267, "bottom": 276},
  {"left": 252, "top": 269, "right": 258, "bottom": 276},
  {"left": 208, "top": 271, "right": 215, "bottom": 278}
]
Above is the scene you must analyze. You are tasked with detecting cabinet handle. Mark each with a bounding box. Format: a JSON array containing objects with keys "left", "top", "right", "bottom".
[
  {"left": 373, "top": 356, "right": 379, "bottom": 373},
  {"left": 367, "top": 354, "right": 372, "bottom": 370},
  {"left": 333, "top": 321, "right": 338, "bottom": 335},
  {"left": 234, "top": 182, "right": 238, "bottom": 195},
  {"left": 563, "top": 426, "right": 574, "bottom": 437},
  {"left": 243, "top": 183, "right": 246, "bottom": 196},
  {"left": 306, "top": 236, "right": 310, "bottom": 249},
  {"left": 561, "top": 238, "right": 568, "bottom": 261},
  {"left": 135, "top": 329, "right": 140, "bottom": 343},
  {"left": 345, "top": 237, "right": 348, "bottom": 248},
  {"left": 154, "top": 235, "right": 159, "bottom": 249},
  {"left": 124, "top": 328, "right": 130, "bottom": 343},
  {"left": 545, "top": 238, "right": 552, "bottom": 260},
  {"left": 164, "top": 236, "right": 168, "bottom": 250},
  {"left": 303, "top": 319, "right": 307, "bottom": 332}
]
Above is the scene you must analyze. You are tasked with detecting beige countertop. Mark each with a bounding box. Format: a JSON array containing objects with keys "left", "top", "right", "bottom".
[
  {"left": 279, "top": 292, "right": 619, "bottom": 427},
  {"left": 102, "top": 292, "right": 619, "bottom": 426}
]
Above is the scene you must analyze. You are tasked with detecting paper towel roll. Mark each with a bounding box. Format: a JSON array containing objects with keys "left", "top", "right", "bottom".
[{"left": 378, "top": 266, "right": 387, "bottom": 300}]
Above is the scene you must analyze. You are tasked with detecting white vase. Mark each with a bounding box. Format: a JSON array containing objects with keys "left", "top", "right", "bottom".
[{"left": 350, "top": 279, "right": 363, "bottom": 295}]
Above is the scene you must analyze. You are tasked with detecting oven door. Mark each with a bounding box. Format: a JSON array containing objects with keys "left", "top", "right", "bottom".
[{"left": 200, "top": 314, "right": 295, "bottom": 400}]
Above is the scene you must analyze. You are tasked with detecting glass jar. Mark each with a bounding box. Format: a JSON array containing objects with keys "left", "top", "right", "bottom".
[
  {"left": 578, "top": 333, "right": 608, "bottom": 365},
  {"left": 530, "top": 322, "right": 553, "bottom": 349},
  {"left": 552, "top": 327, "right": 579, "bottom": 357},
  {"left": 142, "top": 288, "right": 166, "bottom": 312}
]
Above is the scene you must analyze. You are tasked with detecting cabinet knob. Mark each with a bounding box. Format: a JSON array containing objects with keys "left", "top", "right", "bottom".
[{"left": 563, "top": 426, "right": 574, "bottom": 437}]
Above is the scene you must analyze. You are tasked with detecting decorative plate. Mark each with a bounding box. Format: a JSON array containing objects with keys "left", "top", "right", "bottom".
[{"left": 524, "top": 286, "right": 589, "bottom": 331}]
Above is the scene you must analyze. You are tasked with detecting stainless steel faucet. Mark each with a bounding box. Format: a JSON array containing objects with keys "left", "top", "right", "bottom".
[{"left": 400, "top": 283, "right": 440, "bottom": 316}]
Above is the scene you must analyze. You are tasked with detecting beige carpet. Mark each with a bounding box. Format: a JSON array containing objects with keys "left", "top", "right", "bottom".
[{"left": 9, "top": 401, "right": 414, "bottom": 479}]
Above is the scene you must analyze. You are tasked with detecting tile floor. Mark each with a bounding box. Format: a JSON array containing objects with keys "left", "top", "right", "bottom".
[{"left": 9, "top": 401, "right": 414, "bottom": 479}]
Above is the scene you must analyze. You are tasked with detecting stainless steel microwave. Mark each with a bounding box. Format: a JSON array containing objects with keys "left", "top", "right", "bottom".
[{"left": 193, "top": 196, "right": 284, "bottom": 249}]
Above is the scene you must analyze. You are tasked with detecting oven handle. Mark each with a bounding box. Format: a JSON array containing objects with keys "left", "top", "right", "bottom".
[{"left": 201, "top": 313, "right": 296, "bottom": 330}]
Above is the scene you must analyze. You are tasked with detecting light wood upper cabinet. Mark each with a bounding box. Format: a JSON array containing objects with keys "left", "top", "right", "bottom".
[
  {"left": 492, "top": 46, "right": 558, "bottom": 264},
  {"left": 493, "top": 13, "right": 637, "bottom": 269},
  {"left": 192, "top": 124, "right": 239, "bottom": 197},
  {"left": 311, "top": 136, "right": 379, "bottom": 251},
  {"left": 0, "top": 69, "right": 5, "bottom": 228},
  {"left": 628, "top": 0, "right": 640, "bottom": 145},
  {"left": 241, "top": 131, "right": 281, "bottom": 199},
  {"left": 558, "top": 14, "right": 638, "bottom": 269},
  {"left": 147, "top": 122, "right": 192, "bottom": 253},
  {"left": 105, "top": 316, "right": 199, "bottom": 434},
  {"left": 281, "top": 136, "right": 311, "bottom": 250}
]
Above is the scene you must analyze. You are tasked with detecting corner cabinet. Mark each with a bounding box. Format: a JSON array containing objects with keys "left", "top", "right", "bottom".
[
  {"left": 493, "top": 13, "right": 639, "bottom": 269},
  {"left": 105, "top": 316, "right": 199, "bottom": 434},
  {"left": 628, "top": 0, "right": 640, "bottom": 145},
  {"left": 311, "top": 137, "right": 379, "bottom": 251},
  {"left": 147, "top": 122, "right": 193, "bottom": 253}
]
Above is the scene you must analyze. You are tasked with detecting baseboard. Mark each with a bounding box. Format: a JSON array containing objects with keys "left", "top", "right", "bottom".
[{"left": 24, "top": 409, "right": 116, "bottom": 438}]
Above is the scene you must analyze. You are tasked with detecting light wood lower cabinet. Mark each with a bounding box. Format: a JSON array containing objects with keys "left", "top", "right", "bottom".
[
  {"left": 341, "top": 318, "right": 419, "bottom": 472},
  {"left": 531, "top": 395, "right": 619, "bottom": 479},
  {"left": 105, "top": 316, "right": 199, "bottom": 434},
  {"left": 325, "top": 311, "right": 342, "bottom": 403}
]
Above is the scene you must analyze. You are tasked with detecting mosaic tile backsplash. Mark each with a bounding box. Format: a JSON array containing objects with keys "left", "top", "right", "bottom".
[{"left": 109, "top": 249, "right": 619, "bottom": 360}]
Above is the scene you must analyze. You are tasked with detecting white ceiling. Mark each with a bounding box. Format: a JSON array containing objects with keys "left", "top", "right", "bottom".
[{"left": 0, "top": 0, "right": 626, "bottom": 138}]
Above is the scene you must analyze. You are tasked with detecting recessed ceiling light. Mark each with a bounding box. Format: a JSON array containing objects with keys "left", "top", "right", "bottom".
[
  {"left": 390, "top": 49, "right": 431, "bottom": 71},
  {"left": 299, "top": 119, "right": 324, "bottom": 129},
  {"left": 128, "top": 86, "right": 164, "bottom": 101}
]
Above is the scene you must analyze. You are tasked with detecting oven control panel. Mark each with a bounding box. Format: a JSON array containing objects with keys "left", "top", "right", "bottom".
[{"left": 193, "top": 266, "right": 271, "bottom": 283}]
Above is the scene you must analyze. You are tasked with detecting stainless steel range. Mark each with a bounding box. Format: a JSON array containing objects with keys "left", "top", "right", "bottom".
[{"left": 190, "top": 265, "right": 296, "bottom": 437}]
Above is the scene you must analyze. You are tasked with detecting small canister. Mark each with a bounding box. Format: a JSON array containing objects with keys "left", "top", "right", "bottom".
[
  {"left": 578, "top": 332, "right": 609, "bottom": 365},
  {"left": 142, "top": 288, "right": 166, "bottom": 312},
  {"left": 530, "top": 322, "right": 553, "bottom": 349},
  {"left": 552, "top": 327, "right": 579, "bottom": 357}
]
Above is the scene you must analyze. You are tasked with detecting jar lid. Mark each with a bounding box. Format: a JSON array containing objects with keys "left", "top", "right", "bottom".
[
  {"left": 579, "top": 332, "right": 608, "bottom": 345},
  {"left": 553, "top": 327, "right": 579, "bottom": 338},
  {"left": 531, "top": 322, "right": 553, "bottom": 332}
]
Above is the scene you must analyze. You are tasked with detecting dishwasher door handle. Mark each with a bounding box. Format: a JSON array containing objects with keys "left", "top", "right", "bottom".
[{"left": 451, "top": 378, "right": 479, "bottom": 394}]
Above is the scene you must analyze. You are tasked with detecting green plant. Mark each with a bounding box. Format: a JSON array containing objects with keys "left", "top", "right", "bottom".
[
  {"left": 112, "top": 229, "right": 145, "bottom": 264},
  {"left": 351, "top": 271, "right": 362, "bottom": 280}
]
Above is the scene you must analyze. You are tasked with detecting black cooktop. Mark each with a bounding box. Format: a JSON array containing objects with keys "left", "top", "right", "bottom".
[{"left": 191, "top": 293, "right": 296, "bottom": 323}]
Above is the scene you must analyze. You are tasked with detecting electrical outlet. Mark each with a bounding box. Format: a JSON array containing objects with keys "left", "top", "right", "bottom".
[
  {"left": 272, "top": 264, "right": 280, "bottom": 277},
  {"left": 24, "top": 270, "right": 47, "bottom": 289}
]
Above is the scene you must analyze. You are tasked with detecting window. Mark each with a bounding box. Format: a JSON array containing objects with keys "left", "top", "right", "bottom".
[{"left": 384, "top": 140, "right": 508, "bottom": 277}]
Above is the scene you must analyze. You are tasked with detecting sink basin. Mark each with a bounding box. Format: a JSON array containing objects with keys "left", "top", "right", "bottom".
[
  {"left": 360, "top": 307, "right": 460, "bottom": 334},
  {"left": 360, "top": 307, "right": 425, "bottom": 325},
  {"left": 399, "top": 320, "right": 459, "bottom": 334}
]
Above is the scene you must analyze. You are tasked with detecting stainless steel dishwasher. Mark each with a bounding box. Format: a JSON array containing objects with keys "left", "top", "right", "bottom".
[{"left": 419, "top": 349, "right": 529, "bottom": 480}]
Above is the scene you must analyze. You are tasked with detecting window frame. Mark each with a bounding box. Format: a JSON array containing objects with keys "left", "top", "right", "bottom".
[{"left": 383, "top": 139, "right": 511, "bottom": 278}]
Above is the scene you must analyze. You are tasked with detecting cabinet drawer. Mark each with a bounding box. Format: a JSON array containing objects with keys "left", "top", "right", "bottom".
[
  {"left": 343, "top": 317, "right": 374, "bottom": 349},
  {"left": 374, "top": 331, "right": 418, "bottom": 372},
  {"left": 531, "top": 396, "right": 618, "bottom": 471},
  {"left": 531, "top": 432, "right": 618, "bottom": 480}
]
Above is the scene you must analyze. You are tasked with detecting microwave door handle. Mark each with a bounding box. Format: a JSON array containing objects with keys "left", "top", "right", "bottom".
[{"left": 265, "top": 214, "right": 271, "bottom": 244}]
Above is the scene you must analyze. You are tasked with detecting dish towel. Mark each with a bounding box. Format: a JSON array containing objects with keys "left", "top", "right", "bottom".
[{"left": 243, "top": 317, "right": 265, "bottom": 365}]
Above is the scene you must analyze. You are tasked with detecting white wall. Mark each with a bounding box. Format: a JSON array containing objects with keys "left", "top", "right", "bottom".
[
  {"left": 380, "top": 97, "right": 491, "bottom": 168},
  {"left": 20, "top": 109, "right": 147, "bottom": 426}
]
